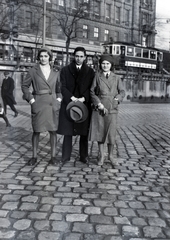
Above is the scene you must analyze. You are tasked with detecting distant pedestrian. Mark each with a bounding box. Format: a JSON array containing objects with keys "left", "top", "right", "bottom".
[
  {"left": 21, "top": 47, "right": 62, "bottom": 166},
  {"left": 57, "top": 46, "right": 95, "bottom": 165},
  {"left": 1, "top": 71, "right": 18, "bottom": 117},
  {"left": 0, "top": 103, "right": 11, "bottom": 127},
  {"left": 89, "top": 54, "right": 125, "bottom": 166}
]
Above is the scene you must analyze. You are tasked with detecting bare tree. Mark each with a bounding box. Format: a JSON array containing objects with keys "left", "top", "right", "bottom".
[{"left": 52, "top": 0, "right": 89, "bottom": 65}]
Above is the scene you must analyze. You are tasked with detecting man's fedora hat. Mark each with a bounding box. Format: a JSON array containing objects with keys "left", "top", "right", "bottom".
[{"left": 66, "top": 101, "right": 88, "bottom": 123}]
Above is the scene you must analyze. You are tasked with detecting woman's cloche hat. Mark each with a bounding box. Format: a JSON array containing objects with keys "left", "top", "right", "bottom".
[{"left": 66, "top": 101, "right": 88, "bottom": 123}]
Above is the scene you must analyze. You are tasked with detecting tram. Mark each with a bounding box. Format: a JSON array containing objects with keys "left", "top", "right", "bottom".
[{"left": 101, "top": 42, "right": 163, "bottom": 73}]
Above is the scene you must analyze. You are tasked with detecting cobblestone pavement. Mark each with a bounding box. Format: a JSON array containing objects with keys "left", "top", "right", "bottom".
[{"left": 0, "top": 103, "right": 170, "bottom": 240}]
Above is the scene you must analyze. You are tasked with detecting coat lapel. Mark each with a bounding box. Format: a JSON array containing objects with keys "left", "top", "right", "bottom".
[
  {"left": 35, "top": 64, "right": 54, "bottom": 89},
  {"left": 99, "top": 72, "right": 111, "bottom": 89}
]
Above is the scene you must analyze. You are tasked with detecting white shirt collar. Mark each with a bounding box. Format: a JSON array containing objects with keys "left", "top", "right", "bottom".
[
  {"left": 76, "top": 65, "right": 82, "bottom": 69},
  {"left": 103, "top": 71, "right": 110, "bottom": 77}
]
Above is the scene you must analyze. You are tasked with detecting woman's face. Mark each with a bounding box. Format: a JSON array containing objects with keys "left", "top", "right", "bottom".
[
  {"left": 39, "top": 51, "right": 50, "bottom": 65},
  {"left": 101, "top": 60, "right": 112, "bottom": 72}
]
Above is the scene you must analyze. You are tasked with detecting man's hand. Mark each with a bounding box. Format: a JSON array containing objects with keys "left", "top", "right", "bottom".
[
  {"left": 71, "top": 96, "right": 78, "bottom": 102},
  {"left": 78, "top": 97, "right": 85, "bottom": 102}
]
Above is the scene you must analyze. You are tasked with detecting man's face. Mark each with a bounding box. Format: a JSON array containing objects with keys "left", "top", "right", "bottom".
[
  {"left": 4, "top": 74, "right": 9, "bottom": 78},
  {"left": 74, "top": 51, "right": 86, "bottom": 66}
]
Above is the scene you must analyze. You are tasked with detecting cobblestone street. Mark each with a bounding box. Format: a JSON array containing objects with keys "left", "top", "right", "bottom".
[{"left": 0, "top": 103, "right": 170, "bottom": 240}]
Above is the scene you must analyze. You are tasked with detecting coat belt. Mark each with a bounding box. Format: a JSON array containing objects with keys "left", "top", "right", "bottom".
[{"left": 33, "top": 90, "right": 52, "bottom": 95}]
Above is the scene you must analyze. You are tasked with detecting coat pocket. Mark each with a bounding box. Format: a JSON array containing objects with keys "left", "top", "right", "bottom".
[
  {"left": 112, "top": 99, "right": 118, "bottom": 110},
  {"left": 31, "top": 102, "right": 37, "bottom": 114}
]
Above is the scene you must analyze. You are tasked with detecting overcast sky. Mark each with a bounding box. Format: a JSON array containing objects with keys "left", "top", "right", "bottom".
[
  {"left": 156, "top": 0, "right": 170, "bottom": 19},
  {"left": 155, "top": 0, "right": 170, "bottom": 50}
]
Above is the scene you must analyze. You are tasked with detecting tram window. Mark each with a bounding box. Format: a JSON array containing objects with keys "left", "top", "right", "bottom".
[
  {"left": 157, "top": 52, "right": 163, "bottom": 61},
  {"left": 135, "top": 48, "right": 142, "bottom": 57},
  {"left": 113, "top": 45, "right": 120, "bottom": 55},
  {"left": 150, "top": 51, "right": 156, "bottom": 60},
  {"left": 109, "top": 46, "right": 113, "bottom": 54},
  {"left": 102, "top": 46, "right": 109, "bottom": 54},
  {"left": 143, "top": 49, "right": 149, "bottom": 58},
  {"left": 126, "top": 46, "right": 134, "bottom": 56},
  {"left": 120, "top": 46, "right": 125, "bottom": 55}
]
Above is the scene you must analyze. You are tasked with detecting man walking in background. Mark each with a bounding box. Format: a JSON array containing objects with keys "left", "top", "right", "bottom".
[{"left": 1, "top": 71, "right": 18, "bottom": 117}]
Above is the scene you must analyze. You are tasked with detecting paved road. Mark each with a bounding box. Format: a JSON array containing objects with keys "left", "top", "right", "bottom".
[{"left": 0, "top": 103, "right": 170, "bottom": 240}]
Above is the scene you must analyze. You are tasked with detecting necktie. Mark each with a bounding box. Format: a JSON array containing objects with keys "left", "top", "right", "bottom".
[
  {"left": 106, "top": 73, "right": 109, "bottom": 79},
  {"left": 77, "top": 67, "right": 80, "bottom": 72}
]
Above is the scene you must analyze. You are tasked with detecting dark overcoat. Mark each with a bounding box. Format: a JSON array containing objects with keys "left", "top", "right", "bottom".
[
  {"left": 21, "top": 64, "right": 61, "bottom": 132},
  {"left": 1, "top": 76, "right": 16, "bottom": 105},
  {"left": 89, "top": 71, "right": 125, "bottom": 144},
  {"left": 57, "top": 61, "right": 95, "bottom": 136}
]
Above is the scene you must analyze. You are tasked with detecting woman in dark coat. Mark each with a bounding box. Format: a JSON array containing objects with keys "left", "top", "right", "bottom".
[
  {"left": 89, "top": 55, "right": 125, "bottom": 166},
  {"left": 21, "top": 47, "right": 61, "bottom": 165}
]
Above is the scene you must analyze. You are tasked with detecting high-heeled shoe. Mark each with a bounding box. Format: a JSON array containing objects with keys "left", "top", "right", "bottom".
[
  {"left": 27, "top": 158, "right": 37, "bottom": 166},
  {"left": 98, "top": 155, "right": 105, "bottom": 166}
]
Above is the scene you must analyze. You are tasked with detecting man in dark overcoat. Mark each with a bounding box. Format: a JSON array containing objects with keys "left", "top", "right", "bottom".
[
  {"left": 1, "top": 71, "right": 18, "bottom": 117},
  {"left": 57, "top": 47, "right": 95, "bottom": 164}
]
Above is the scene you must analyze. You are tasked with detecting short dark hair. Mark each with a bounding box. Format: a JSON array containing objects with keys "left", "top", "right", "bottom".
[
  {"left": 37, "top": 47, "right": 52, "bottom": 61},
  {"left": 4, "top": 71, "right": 10, "bottom": 76},
  {"left": 74, "top": 47, "right": 86, "bottom": 56}
]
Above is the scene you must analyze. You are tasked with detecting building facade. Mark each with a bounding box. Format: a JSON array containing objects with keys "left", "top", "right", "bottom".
[{"left": 0, "top": 0, "right": 157, "bottom": 103}]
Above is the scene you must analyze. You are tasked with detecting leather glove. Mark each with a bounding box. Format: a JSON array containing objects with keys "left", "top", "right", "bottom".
[{"left": 99, "top": 107, "right": 108, "bottom": 116}]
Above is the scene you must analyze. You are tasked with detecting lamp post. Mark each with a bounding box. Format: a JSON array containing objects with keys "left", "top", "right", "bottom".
[{"left": 42, "top": 0, "right": 47, "bottom": 47}]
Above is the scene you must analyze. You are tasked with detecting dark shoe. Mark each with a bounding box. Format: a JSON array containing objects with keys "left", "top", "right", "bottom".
[
  {"left": 6, "top": 124, "right": 11, "bottom": 127},
  {"left": 60, "top": 158, "right": 70, "bottom": 166},
  {"left": 27, "top": 158, "right": 37, "bottom": 166},
  {"left": 79, "top": 157, "right": 89, "bottom": 164},
  {"left": 14, "top": 112, "right": 18, "bottom": 117},
  {"left": 49, "top": 157, "right": 60, "bottom": 165}
]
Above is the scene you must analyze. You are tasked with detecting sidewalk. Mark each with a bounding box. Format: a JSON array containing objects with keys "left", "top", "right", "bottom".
[{"left": 0, "top": 103, "right": 170, "bottom": 240}]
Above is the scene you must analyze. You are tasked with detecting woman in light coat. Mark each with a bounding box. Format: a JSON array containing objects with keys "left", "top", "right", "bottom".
[
  {"left": 21, "top": 47, "right": 61, "bottom": 165},
  {"left": 89, "top": 54, "right": 125, "bottom": 166}
]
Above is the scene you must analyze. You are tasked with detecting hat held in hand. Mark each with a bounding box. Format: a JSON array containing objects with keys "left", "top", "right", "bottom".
[{"left": 66, "top": 101, "right": 88, "bottom": 123}]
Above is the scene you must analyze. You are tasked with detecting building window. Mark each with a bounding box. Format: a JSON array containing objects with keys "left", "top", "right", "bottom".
[
  {"left": 94, "top": 1, "right": 100, "bottom": 18},
  {"left": 94, "top": 27, "right": 99, "bottom": 38},
  {"left": 114, "top": 31, "right": 119, "bottom": 42},
  {"left": 59, "top": 0, "right": 64, "bottom": 6},
  {"left": 149, "top": 81, "right": 156, "bottom": 91},
  {"left": 125, "top": 9, "right": 130, "bottom": 26},
  {"left": 126, "top": 80, "right": 131, "bottom": 91},
  {"left": 46, "top": 16, "right": 51, "bottom": 34},
  {"left": 104, "top": 29, "right": 109, "bottom": 42},
  {"left": 124, "top": 33, "right": 128, "bottom": 42},
  {"left": 72, "top": 0, "right": 78, "bottom": 9},
  {"left": 115, "top": 6, "right": 121, "bottom": 24},
  {"left": 83, "top": 25, "right": 88, "bottom": 38},
  {"left": 142, "top": 13, "right": 150, "bottom": 25},
  {"left": 138, "top": 81, "right": 144, "bottom": 91},
  {"left": 25, "top": 11, "right": 32, "bottom": 28},
  {"left": 160, "top": 82, "right": 165, "bottom": 91},
  {"left": 106, "top": 4, "right": 111, "bottom": 19},
  {"left": 9, "top": 5, "right": 14, "bottom": 23}
]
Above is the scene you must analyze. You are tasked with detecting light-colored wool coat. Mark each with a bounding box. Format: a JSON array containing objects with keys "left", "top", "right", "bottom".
[
  {"left": 21, "top": 64, "right": 61, "bottom": 132},
  {"left": 89, "top": 71, "right": 125, "bottom": 144}
]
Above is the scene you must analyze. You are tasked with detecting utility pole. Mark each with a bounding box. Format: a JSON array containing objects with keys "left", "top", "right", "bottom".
[{"left": 42, "top": 0, "right": 46, "bottom": 47}]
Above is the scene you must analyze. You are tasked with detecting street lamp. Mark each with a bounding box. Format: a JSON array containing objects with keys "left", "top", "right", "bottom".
[{"left": 42, "top": 0, "right": 51, "bottom": 47}]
